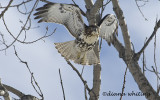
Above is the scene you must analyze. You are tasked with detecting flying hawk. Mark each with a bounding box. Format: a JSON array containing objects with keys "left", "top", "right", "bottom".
[{"left": 34, "top": 2, "right": 118, "bottom": 65}]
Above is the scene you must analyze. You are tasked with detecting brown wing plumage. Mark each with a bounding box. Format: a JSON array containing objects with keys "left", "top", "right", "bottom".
[{"left": 34, "top": 3, "right": 85, "bottom": 38}]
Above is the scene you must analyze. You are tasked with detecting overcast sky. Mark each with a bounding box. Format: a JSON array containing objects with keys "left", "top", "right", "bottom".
[{"left": 0, "top": 0, "right": 160, "bottom": 100}]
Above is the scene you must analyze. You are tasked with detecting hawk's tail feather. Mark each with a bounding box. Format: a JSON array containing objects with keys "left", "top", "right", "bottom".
[
  {"left": 54, "top": 41, "right": 77, "bottom": 60},
  {"left": 77, "top": 49, "right": 100, "bottom": 65},
  {"left": 54, "top": 40, "right": 100, "bottom": 65}
]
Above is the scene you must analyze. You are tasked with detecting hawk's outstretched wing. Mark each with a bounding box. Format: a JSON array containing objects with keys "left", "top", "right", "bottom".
[
  {"left": 34, "top": 3, "right": 85, "bottom": 38},
  {"left": 98, "top": 14, "right": 118, "bottom": 45}
]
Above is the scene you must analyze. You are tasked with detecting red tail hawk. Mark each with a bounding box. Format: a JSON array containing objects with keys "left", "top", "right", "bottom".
[{"left": 34, "top": 2, "right": 118, "bottom": 65}]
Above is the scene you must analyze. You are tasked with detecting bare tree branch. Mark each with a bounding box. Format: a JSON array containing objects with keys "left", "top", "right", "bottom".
[
  {"left": 71, "top": 0, "right": 86, "bottom": 17},
  {"left": 153, "top": 34, "right": 160, "bottom": 93},
  {"left": 84, "top": 1, "right": 104, "bottom": 100},
  {"left": 39, "top": 0, "right": 50, "bottom": 3},
  {"left": 111, "top": 0, "right": 160, "bottom": 99},
  {"left": 112, "top": 0, "right": 133, "bottom": 63},
  {"left": 0, "top": 79, "right": 11, "bottom": 100},
  {"left": 0, "top": 0, "right": 32, "bottom": 9},
  {"left": 84, "top": 84, "right": 88, "bottom": 100},
  {"left": 71, "top": 0, "right": 77, "bottom": 5},
  {"left": 59, "top": 69, "right": 66, "bottom": 100},
  {"left": 66, "top": 61, "right": 91, "bottom": 92},
  {"left": 81, "top": 66, "right": 85, "bottom": 76},
  {"left": 91, "top": 0, "right": 103, "bottom": 16},
  {"left": 0, "top": 0, "right": 39, "bottom": 51},
  {"left": 84, "top": 0, "right": 93, "bottom": 10},
  {"left": 142, "top": 38, "right": 147, "bottom": 75},
  {"left": 111, "top": 36, "right": 125, "bottom": 58},
  {"left": 2, "top": 84, "right": 25, "bottom": 98},
  {"left": 135, "top": 19, "right": 160, "bottom": 60},
  {"left": 120, "top": 67, "right": 128, "bottom": 100},
  {"left": 100, "top": 0, "right": 111, "bottom": 18},
  {"left": 0, "top": 33, "right": 8, "bottom": 49},
  {"left": 135, "top": 0, "right": 148, "bottom": 20},
  {"left": 85, "top": 0, "right": 102, "bottom": 25},
  {"left": 0, "top": 0, "right": 13, "bottom": 19},
  {"left": 1, "top": 0, "right": 160, "bottom": 100},
  {"left": 125, "top": 56, "right": 160, "bottom": 99},
  {"left": 13, "top": 46, "right": 44, "bottom": 100},
  {"left": 90, "top": 63, "right": 101, "bottom": 100},
  {"left": 2, "top": 16, "right": 56, "bottom": 44}
]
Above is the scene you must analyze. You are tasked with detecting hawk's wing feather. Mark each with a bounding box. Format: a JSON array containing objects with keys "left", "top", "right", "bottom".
[
  {"left": 98, "top": 14, "right": 118, "bottom": 45},
  {"left": 34, "top": 3, "right": 85, "bottom": 38}
]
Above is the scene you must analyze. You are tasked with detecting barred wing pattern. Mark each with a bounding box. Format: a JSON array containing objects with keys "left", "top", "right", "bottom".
[
  {"left": 34, "top": 3, "right": 85, "bottom": 38},
  {"left": 98, "top": 14, "right": 118, "bottom": 45}
]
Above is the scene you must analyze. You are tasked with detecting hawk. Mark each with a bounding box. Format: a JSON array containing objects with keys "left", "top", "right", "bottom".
[{"left": 34, "top": 2, "right": 118, "bottom": 65}]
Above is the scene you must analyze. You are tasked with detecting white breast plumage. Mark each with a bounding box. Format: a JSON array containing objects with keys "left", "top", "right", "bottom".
[{"left": 80, "top": 33, "right": 99, "bottom": 44}]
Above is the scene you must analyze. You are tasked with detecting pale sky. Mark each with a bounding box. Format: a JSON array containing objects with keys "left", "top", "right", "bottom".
[{"left": 0, "top": 0, "right": 160, "bottom": 100}]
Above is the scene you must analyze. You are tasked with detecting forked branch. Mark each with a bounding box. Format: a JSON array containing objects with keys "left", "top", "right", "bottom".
[
  {"left": 135, "top": 19, "right": 160, "bottom": 60},
  {"left": 0, "top": 0, "right": 13, "bottom": 19},
  {"left": 112, "top": 0, "right": 132, "bottom": 63},
  {"left": 13, "top": 46, "right": 43, "bottom": 100},
  {"left": 111, "top": 0, "right": 160, "bottom": 99}
]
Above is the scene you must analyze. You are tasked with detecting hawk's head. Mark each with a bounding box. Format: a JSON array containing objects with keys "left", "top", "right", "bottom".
[{"left": 85, "top": 25, "right": 99, "bottom": 37}]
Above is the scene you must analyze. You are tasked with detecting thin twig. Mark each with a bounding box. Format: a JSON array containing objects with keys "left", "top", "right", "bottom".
[
  {"left": 2, "top": 16, "right": 56, "bottom": 44},
  {"left": 66, "top": 61, "right": 98, "bottom": 99},
  {"left": 0, "top": 0, "right": 39, "bottom": 51},
  {"left": 0, "top": 33, "right": 8, "bottom": 48},
  {"left": 66, "top": 61, "right": 91, "bottom": 92},
  {"left": 103, "top": 0, "right": 111, "bottom": 6},
  {"left": 142, "top": 51, "right": 146, "bottom": 75},
  {"left": 59, "top": 69, "right": 66, "bottom": 100},
  {"left": 135, "top": 19, "right": 160, "bottom": 60},
  {"left": 71, "top": 0, "right": 86, "bottom": 17},
  {"left": 0, "top": 0, "right": 32, "bottom": 8},
  {"left": 152, "top": 66, "right": 160, "bottom": 80},
  {"left": 0, "top": 0, "right": 13, "bottom": 19},
  {"left": 84, "top": 84, "right": 88, "bottom": 100},
  {"left": 135, "top": 0, "right": 148, "bottom": 21},
  {"left": 153, "top": 34, "right": 160, "bottom": 93},
  {"left": 120, "top": 67, "right": 128, "bottom": 100},
  {"left": 100, "top": 0, "right": 111, "bottom": 18},
  {"left": 39, "top": 0, "right": 50, "bottom": 3},
  {"left": 142, "top": 38, "right": 147, "bottom": 75},
  {"left": 13, "top": 46, "right": 44, "bottom": 100},
  {"left": 141, "top": 39, "right": 159, "bottom": 74},
  {"left": 81, "top": 66, "right": 85, "bottom": 76},
  {"left": 17, "top": 3, "right": 30, "bottom": 15},
  {"left": 72, "top": 0, "right": 77, "bottom": 5}
]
